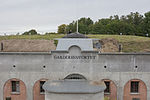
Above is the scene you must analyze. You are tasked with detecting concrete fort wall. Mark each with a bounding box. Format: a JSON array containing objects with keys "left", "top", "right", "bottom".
[{"left": 0, "top": 47, "right": 150, "bottom": 100}]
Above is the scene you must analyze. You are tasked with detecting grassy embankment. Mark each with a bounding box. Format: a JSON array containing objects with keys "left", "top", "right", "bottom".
[{"left": 0, "top": 34, "right": 150, "bottom": 52}]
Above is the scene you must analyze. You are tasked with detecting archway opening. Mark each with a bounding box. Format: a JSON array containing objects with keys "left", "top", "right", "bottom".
[
  {"left": 123, "top": 79, "right": 147, "bottom": 100},
  {"left": 3, "top": 78, "right": 26, "bottom": 100},
  {"left": 102, "top": 79, "right": 117, "bottom": 100},
  {"left": 64, "top": 74, "right": 86, "bottom": 80}
]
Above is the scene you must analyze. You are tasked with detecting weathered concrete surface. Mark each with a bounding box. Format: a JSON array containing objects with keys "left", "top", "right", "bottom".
[
  {"left": 45, "top": 93, "right": 104, "bottom": 100},
  {"left": 56, "top": 38, "right": 93, "bottom": 51},
  {"left": 43, "top": 80, "right": 105, "bottom": 93},
  {"left": 43, "top": 79, "right": 105, "bottom": 100}
]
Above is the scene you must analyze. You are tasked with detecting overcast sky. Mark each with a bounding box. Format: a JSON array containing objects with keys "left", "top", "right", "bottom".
[{"left": 0, "top": 0, "right": 150, "bottom": 35}]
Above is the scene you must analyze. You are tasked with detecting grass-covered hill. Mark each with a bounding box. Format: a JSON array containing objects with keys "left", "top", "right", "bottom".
[{"left": 0, "top": 34, "right": 150, "bottom": 52}]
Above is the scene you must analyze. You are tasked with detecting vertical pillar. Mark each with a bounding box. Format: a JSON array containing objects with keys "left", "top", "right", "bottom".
[{"left": 1, "top": 42, "right": 3, "bottom": 51}]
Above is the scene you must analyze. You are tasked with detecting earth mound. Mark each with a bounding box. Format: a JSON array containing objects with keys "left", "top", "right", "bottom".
[
  {"left": 0, "top": 39, "right": 56, "bottom": 52},
  {"left": 94, "top": 38, "right": 120, "bottom": 53}
]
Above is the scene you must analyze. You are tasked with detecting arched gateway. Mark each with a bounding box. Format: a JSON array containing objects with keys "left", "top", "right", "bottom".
[
  {"left": 33, "top": 78, "right": 48, "bottom": 100},
  {"left": 3, "top": 78, "right": 27, "bottom": 100},
  {"left": 123, "top": 79, "right": 147, "bottom": 100}
]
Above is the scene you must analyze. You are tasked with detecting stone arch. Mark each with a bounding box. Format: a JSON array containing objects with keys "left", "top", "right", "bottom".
[
  {"left": 123, "top": 79, "right": 147, "bottom": 100},
  {"left": 64, "top": 73, "right": 87, "bottom": 80},
  {"left": 3, "top": 78, "right": 27, "bottom": 100},
  {"left": 68, "top": 45, "right": 82, "bottom": 54},
  {"left": 102, "top": 79, "right": 117, "bottom": 100},
  {"left": 68, "top": 45, "right": 81, "bottom": 51},
  {"left": 33, "top": 78, "right": 48, "bottom": 100}
]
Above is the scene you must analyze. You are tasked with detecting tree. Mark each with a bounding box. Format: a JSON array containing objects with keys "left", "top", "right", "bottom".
[
  {"left": 66, "top": 21, "right": 77, "bottom": 33},
  {"left": 144, "top": 11, "right": 150, "bottom": 35},
  {"left": 120, "top": 12, "right": 144, "bottom": 34},
  {"left": 66, "top": 17, "right": 94, "bottom": 34},
  {"left": 22, "top": 29, "right": 38, "bottom": 35},
  {"left": 78, "top": 17, "right": 93, "bottom": 34},
  {"left": 57, "top": 11, "right": 150, "bottom": 36},
  {"left": 57, "top": 24, "right": 67, "bottom": 34},
  {"left": 92, "top": 18, "right": 112, "bottom": 34},
  {"left": 91, "top": 21, "right": 105, "bottom": 34}
]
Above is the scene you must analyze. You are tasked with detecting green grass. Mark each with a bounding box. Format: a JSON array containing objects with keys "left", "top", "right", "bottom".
[
  {"left": 89, "top": 35, "right": 150, "bottom": 52},
  {"left": 0, "top": 34, "right": 64, "bottom": 40},
  {"left": 1, "top": 34, "right": 150, "bottom": 52}
]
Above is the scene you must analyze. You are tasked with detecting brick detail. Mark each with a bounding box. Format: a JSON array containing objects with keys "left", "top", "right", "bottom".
[
  {"left": 103, "top": 79, "right": 117, "bottom": 100},
  {"left": 33, "top": 79, "right": 48, "bottom": 100},
  {"left": 3, "top": 78, "right": 26, "bottom": 100},
  {"left": 123, "top": 79, "right": 147, "bottom": 100}
]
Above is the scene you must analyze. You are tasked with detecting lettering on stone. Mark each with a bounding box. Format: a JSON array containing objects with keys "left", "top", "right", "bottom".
[{"left": 53, "top": 55, "right": 96, "bottom": 60}]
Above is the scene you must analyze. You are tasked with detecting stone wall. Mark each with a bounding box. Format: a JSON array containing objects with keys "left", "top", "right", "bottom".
[{"left": 0, "top": 48, "right": 150, "bottom": 100}]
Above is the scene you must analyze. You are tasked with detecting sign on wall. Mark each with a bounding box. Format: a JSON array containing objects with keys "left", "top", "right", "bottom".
[{"left": 53, "top": 55, "right": 96, "bottom": 60}]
